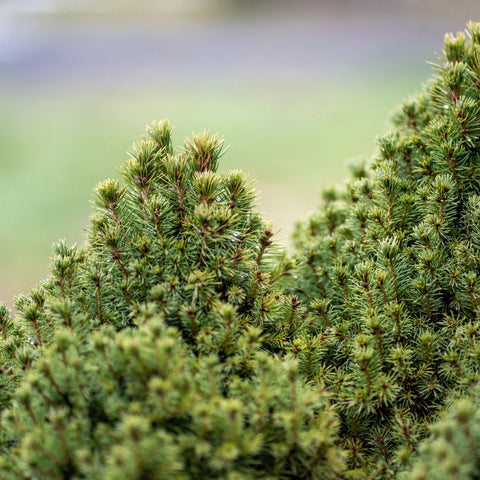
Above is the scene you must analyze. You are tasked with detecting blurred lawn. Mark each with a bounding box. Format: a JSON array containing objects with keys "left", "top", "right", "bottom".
[{"left": 0, "top": 73, "right": 425, "bottom": 306}]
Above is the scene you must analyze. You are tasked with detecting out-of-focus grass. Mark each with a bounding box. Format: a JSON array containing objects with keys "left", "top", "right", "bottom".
[{"left": 0, "top": 74, "right": 425, "bottom": 306}]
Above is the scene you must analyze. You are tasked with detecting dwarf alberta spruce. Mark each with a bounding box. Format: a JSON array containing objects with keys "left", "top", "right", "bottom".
[
  {"left": 3, "top": 22, "right": 480, "bottom": 480},
  {"left": 292, "top": 21, "right": 480, "bottom": 476},
  {"left": 0, "top": 122, "right": 344, "bottom": 479}
]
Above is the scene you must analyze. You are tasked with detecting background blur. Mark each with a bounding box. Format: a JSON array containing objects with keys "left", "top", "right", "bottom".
[{"left": 1, "top": 0, "right": 479, "bottom": 308}]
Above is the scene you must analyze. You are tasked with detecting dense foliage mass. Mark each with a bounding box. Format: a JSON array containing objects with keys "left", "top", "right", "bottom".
[
  {"left": 400, "top": 385, "right": 480, "bottom": 480},
  {"left": 292, "top": 21, "right": 480, "bottom": 476},
  {"left": 2, "top": 22, "right": 480, "bottom": 480},
  {"left": 0, "top": 123, "right": 345, "bottom": 478},
  {"left": 296, "top": 24, "right": 480, "bottom": 476}
]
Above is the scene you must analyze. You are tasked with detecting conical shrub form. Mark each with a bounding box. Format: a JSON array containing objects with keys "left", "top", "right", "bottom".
[
  {"left": 292, "top": 22, "right": 480, "bottom": 476},
  {"left": 7, "top": 120, "right": 308, "bottom": 365},
  {"left": 0, "top": 123, "right": 345, "bottom": 479}
]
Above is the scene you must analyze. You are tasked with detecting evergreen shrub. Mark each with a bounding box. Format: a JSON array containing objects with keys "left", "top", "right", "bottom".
[
  {"left": 292, "top": 21, "right": 480, "bottom": 476},
  {"left": 2, "top": 22, "right": 480, "bottom": 480},
  {"left": 0, "top": 123, "right": 344, "bottom": 479}
]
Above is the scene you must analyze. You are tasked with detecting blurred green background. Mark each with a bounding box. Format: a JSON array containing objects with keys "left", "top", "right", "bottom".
[{"left": 0, "top": 0, "right": 478, "bottom": 307}]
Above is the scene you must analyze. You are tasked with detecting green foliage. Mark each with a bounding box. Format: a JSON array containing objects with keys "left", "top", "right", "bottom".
[
  {"left": 0, "top": 122, "right": 344, "bottom": 478},
  {"left": 4, "top": 22, "right": 480, "bottom": 480},
  {"left": 0, "top": 318, "right": 343, "bottom": 479},
  {"left": 292, "top": 22, "right": 480, "bottom": 476},
  {"left": 13, "top": 120, "right": 303, "bottom": 355},
  {"left": 400, "top": 386, "right": 480, "bottom": 480}
]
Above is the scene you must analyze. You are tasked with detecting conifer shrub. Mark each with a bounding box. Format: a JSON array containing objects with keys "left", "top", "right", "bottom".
[
  {"left": 13, "top": 121, "right": 301, "bottom": 353},
  {"left": 0, "top": 123, "right": 345, "bottom": 478},
  {"left": 3, "top": 22, "right": 480, "bottom": 480},
  {"left": 0, "top": 120, "right": 307, "bottom": 384},
  {"left": 292, "top": 21, "right": 480, "bottom": 476}
]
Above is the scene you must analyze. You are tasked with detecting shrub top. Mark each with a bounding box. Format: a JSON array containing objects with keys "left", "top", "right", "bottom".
[{"left": 292, "top": 22, "right": 480, "bottom": 475}]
